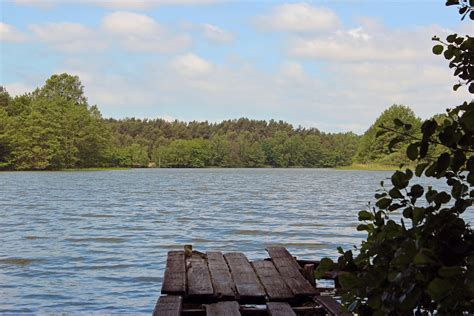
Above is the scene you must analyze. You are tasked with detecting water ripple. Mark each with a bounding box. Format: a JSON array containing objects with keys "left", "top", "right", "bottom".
[{"left": 1, "top": 168, "right": 467, "bottom": 314}]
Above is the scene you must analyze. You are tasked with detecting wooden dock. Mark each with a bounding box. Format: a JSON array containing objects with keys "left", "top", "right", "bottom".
[{"left": 154, "top": 246, "right": 351, "bottom": 316}]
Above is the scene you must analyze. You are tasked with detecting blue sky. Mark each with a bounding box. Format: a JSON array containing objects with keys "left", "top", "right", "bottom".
[{"left": 1, "top": 0, "right": 471, "bottom": 133}]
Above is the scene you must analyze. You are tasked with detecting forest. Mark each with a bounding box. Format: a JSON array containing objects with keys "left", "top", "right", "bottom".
[{"left": 0, "top": 74, "right": 423, "bottom": 170}]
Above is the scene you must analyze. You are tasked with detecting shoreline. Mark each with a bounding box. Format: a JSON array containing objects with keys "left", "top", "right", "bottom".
[{"left": 1, "top": 164, "right": 400, "bottom": 172}]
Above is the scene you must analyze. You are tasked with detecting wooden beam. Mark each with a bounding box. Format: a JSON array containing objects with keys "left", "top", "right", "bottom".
[
  {"left": 314, "top": 296, "right": 352, "bottom": 316},
  {"left": 224, "top": 252, "right": 265, "bottom": 301},
  {"left": 207, "top": 251, "right": 236, "bottom": 299},
  {"left": 187, "top": 255, "right": 214, "bottom": 297},
  {"left": 153, "top": 295, "right": 182, "bottom": 316},
  {"left": 205, "top": 301, "right": 241, "bottom": 316},
  {"left": 267, "top": 302, "right": 296, "bottom": 316},
  {"left": 162, "top": 251, "right": 186, "bottom": 295},
  {"left": 252, "top": 260, "right": 293, "bottom": 301},
  {"left": 266, "top": 247, "right": 317, "bottom": 296},
  {"left": 302, "top": 264, "right": 316, "bottom": 286}
]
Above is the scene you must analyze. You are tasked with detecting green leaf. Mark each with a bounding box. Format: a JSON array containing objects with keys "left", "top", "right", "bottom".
[
  {"left": 434, "top": 192, "right": 451, "bottom": 204},
  {"left": 338, "top": 272, "right": 360, "bottom": 289},
  {"left": 393, "top": 118, "right": 404, "bottom": 127},
  {"left": 376, "top": 197, "right": 392, "bottom": 209},
  {"left": 437, "top": 153, "right": 451, "bottom": 172},
  {"left": 410, "top": 184, "right": 424, "bottom": 198},
  {"left": 445, "top": 0, "right": 459, "bottom": 6},
  {"left": 443, "top": 48, "right": 454, "bottom": 59},
  {"left": 414, "top": 250, "right": 435, "bottom": 264},
  {"left": 389, "top": 188, "right": 404, "bottom": 199},
  {"left": 415, "top": 162, "right": 428, "bottom": 177},
  {"left": 314, "top": 257, "right": 334, "bottom": 279},
  {"left": 446, "top": 34, "right": 457, "bottom": 43},
  {"left": 432, "top": 44, "right": 444, "bottom": 55},
  {"left": 427, "top": 278, "right": 454, "bottom": 301},
  {"left": 412, "top": 207, "right": 425, "bottom": 224},
  {"left": 358, "top": 210, "right": 374, "bottom": 221},
  {"left": 388, "top": 137, "right": 403, "bottom": 153},
  {"left": 460, "top": 108, "right": 474, "bottom": 131},
  {"left": 438, "top": 266, "right": 463, "bottom": 278},
  {"left": 406, "top": 143, "right": 419, "bottom": 161},
  {"left": 392, "top": 170, "right": 409, "bottom": 189},
  {"left": 426, "top": 189, "right": 438, "bottom": 203}
]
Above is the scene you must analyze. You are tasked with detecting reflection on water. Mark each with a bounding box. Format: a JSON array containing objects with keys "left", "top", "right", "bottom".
[{"left": 1, "top": 168, "right": 465, "bottom": 313}]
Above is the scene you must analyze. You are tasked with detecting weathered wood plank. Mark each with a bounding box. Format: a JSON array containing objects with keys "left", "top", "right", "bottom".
[
  {"left": 206, "top": 301, "right": 241, "bottom": 316},
  {"left": 224, "top": 252, "right": 265, "bottom": 300},
  {"left": 267, "top": 302, "right": 296, "bottom": 316},
  {"left": 162, "top": 251, "right": 186, "bottom": 295},
  {"left": 153, "top": 295, "right": 182, "bottom": 316},
  {"left": 207, "top": 251, "right": 236, "bottom": 299},
  {"left": 266, "top": 247, "right": 317, "bottom": 296},
  {"left": 315, "top": 296, "right": 352, "bottom": 316},
  {"left": 252, "top": 260, "right": 293, "bottom": 301},
  {"left": 303, "top": 264, "right": 316, "bottom": 286},
  {"left": 187, "top": 255, "right": 214, "bottom": 297}
]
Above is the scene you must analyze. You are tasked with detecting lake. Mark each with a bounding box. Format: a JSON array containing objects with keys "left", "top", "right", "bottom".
[{"left": 0, "top": 168, "right": 465, "bottom": 313}]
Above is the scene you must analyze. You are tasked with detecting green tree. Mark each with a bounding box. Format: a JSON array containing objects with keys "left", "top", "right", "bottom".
[
  {"left": 237, "top": 131, "right": 265, "bottom": 167},
  {"left": 38, "top": 73, "right": 88, "bottom": 106},
  {"left": 355, "top": 104, "right": 421, "bottom": 165},
  {"left": 210, "top": 134, "right": 231, "bottom": 167},
  {"left": 316, "top": 3, "right": 474, "bottom": 314}
]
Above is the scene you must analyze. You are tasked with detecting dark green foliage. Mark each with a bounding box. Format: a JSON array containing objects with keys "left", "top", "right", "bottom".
[
  {"left": 0, "top": 76, "right": 111, "bottom": 170},
  {"left": 316, "top": 4, "right": 474, "bottom": 315},
  {"left": 104, "top": 117, "right": 361, "bottom": 168},
  {"left": 355, "top": 104, "right": 422, "bottom": 165},
  {"left": 0, "top": 78, "right": 362, "bottom": 170}
]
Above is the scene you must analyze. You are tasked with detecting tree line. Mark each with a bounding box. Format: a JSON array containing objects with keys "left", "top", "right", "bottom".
[{"left": 0, "top": 73, "right": 422, "bottom": 170}]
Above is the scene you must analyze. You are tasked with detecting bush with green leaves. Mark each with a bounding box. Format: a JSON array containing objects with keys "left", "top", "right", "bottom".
[{"left": 316, "top": 2, "right": 474, "bottom": 315}]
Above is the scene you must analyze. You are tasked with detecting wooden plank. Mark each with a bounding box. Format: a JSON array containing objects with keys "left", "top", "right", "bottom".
[
  {"left": 153, "top": 295, "right": 182, "bottom": 316},
  {"left": 162, "top": 251, "right": 186, "bottom": 295},
  {"left": 315, "top": 296, "right": 352, "bottom": 316},
  {"left": 252, "top": 260, "right": 293, "bottom": 301},
  {"left": 206, "top": 301, "right": 241, "bottom": 316},
  {"left": 187, "top": 255, "right": 214, "bottom": 297},
  {"left": 266, "top": 247, "right": 317, "bottom": 296},
  {"left": 224, "top": 252, "right": 265, "bottom": 300},
  {"left": 302, "top": 264, "right": 316, "bottom": 286},
  {"left": 207, "top": 251, "right": 236, "bottom": 299},
  {"left": 267, "top": 302, "right": 296, "bottom": 316}
]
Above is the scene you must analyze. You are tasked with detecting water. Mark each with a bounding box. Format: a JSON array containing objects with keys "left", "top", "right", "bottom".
[{"left": 0, "top": 168, "right": 466, "bottom": 314}]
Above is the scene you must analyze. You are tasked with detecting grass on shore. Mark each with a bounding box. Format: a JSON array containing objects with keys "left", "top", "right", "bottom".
[
  {"left": 60, "top": 167, "right": 131, "bottom": 172},
  {"left": 337, "top": 163, "right": 401, "bottom": 171}
]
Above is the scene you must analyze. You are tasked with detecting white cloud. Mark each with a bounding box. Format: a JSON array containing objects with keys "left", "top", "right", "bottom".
[
  {"left": 13, "top": 0, "right": 220, "bottom": 9},
  {"left": 170, "top": 53, "right": 213, "bottom": 77},
  {"left": 279, "top": 61, "right": 307, "bottom": 82},
  {"left": 289, "top": 22, "right": 450, "bottom": 62},
  {"left": 102, "top": 11, "right": 160, "bottom": 34},
  {"left": 3, "top": 82, "right": 35, "bottom": 96},
  {"left": 13, "top": 0, "right": 55, "bottom": 8},
  {"left": 201, "top": 23, "right": 233, "bottom": 43},
  {"left": 29, "top": 22, "right": 106, "bottom": 52},
  {"left": 93, "top": 0, "right": 220, "bottom": 9},
  {"left": 39, "top": 49, "right": 469, "bottom": 135},
  {"left": 256, "top": 3, "right": 341, "bottom": 32},
  {"left": 25, "top": 12, "right": 190, "bottom": 54},
  {"left": 101, "top": 11, "right": 191, "bottom": 53},
  {"left": 0, "top": 22, "right": 28, "bottom": 43}
]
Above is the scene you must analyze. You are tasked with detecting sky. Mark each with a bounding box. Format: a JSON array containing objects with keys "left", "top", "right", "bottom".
[{"left": 0, "top": 0, "right": 472, "bottom": 134}]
